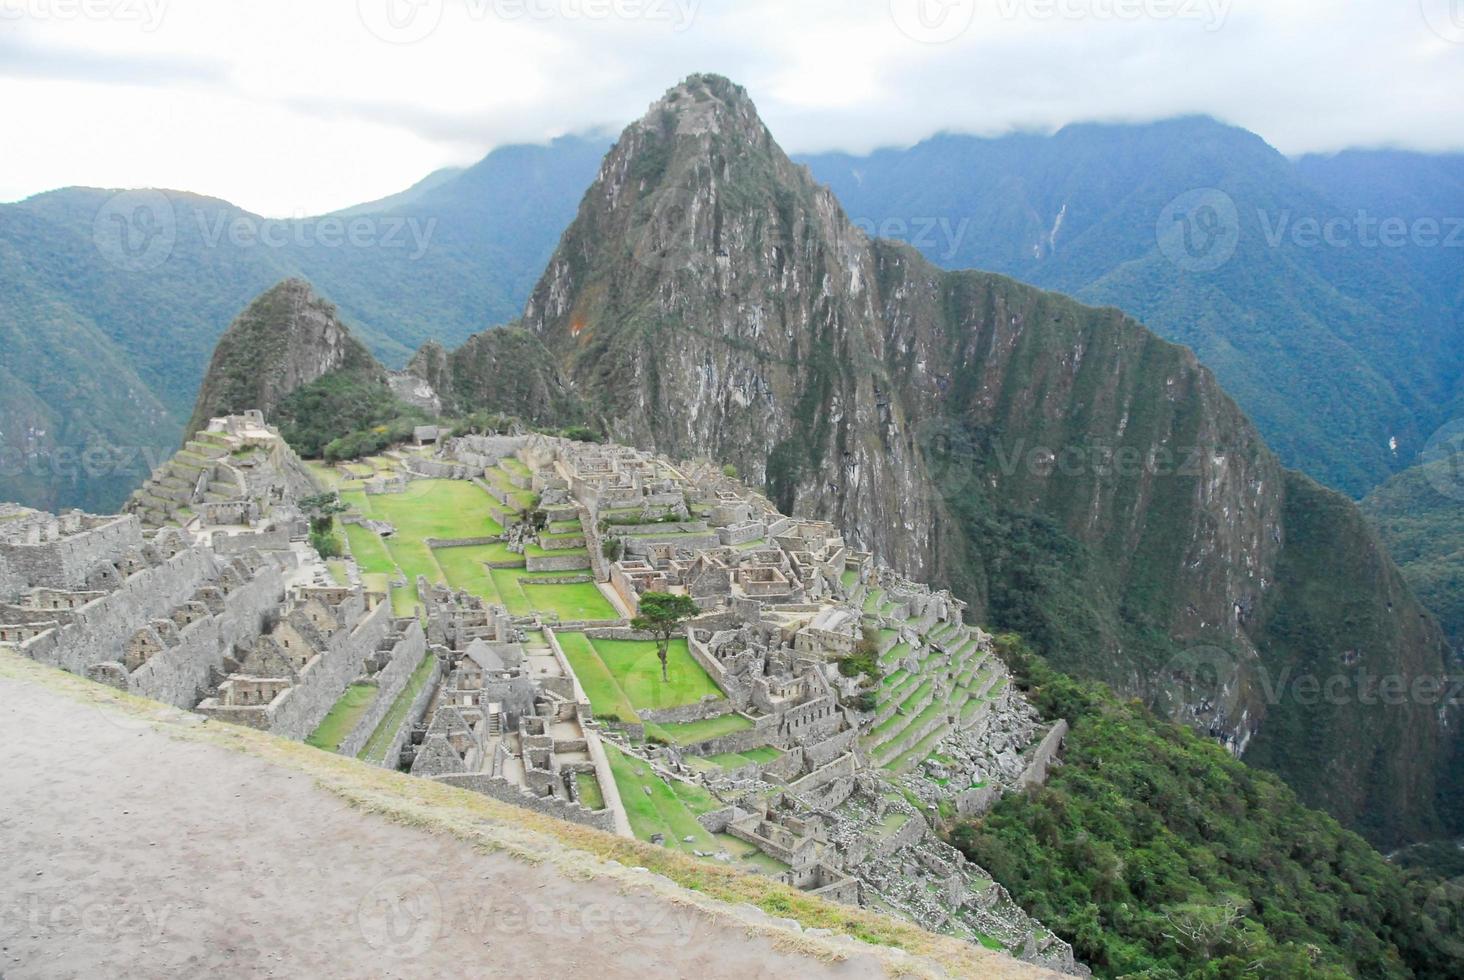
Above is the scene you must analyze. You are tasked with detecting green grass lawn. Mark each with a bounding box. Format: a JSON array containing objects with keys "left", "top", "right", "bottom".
[
  {"left": 359, "top": 653, "right": 435, "bottom": 764},
  {"left": 604, "top": 742, "right": 721, "bottom": 854},
  {"left": 306, "top": 683, "right": 379, "bottom": 752},
  {"left": 588, "top": 636, "right": 724, "bottom": 712},
  {"left": 602, "top": 746, "right": 789, "bottom": 874},
  {"left": 693, "top": 746, "right": 783, "bottom": 770},
  {"left": 555, "top": 632, "right": 642, "bottom": 722},
  {"left": 433, "top": 545, "right": 504, "bottom": 603},
  {"left": 522, "top": 581, "right": 617, "bottom": 620},
  {"left": 490, "top": 571, "right": 617, "bottom": 621},
  {"left": 573, "top": 771, "right": 606, "bottom": 810},
  {"left": 343, "top": 523, "right": 394, "bottom": 576},
  {"left": 366, "top": 479, "right": 505, "bottom": 539},
  {"left": 647, "top": 712, "right": 754, "bottom": 745}
]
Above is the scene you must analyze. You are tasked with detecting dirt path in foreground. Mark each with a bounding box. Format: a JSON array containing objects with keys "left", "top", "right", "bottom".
[{"left": 0, "top": 674, "right": 889, "bottom": 980}]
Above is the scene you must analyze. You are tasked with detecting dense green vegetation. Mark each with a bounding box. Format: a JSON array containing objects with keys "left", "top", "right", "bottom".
[
  {"left": 1363, "top": 455, "right": 1464, "bottom": 652},
  {"left": 952, "top": 636, "right": 1464, "bottom": 979},
  {"left": 274, "top": 371, "right": 428, "bottom": 460}
]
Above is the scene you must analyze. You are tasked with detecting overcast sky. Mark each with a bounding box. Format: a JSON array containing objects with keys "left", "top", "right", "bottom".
[{"left": 3, "top": 0, "right": 1462, "bottom": 216}]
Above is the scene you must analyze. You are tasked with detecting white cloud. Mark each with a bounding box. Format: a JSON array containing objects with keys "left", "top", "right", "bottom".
[{"left": 1, "top": 0, "right": 1461, "bottom": 216}]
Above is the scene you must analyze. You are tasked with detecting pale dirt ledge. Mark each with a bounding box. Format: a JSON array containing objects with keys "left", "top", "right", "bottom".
[{"left": 0, "top": 651, "right": 1059, "bottom": 980}]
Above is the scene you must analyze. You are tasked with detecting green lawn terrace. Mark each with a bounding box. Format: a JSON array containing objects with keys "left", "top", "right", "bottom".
[
  {"left": 477, "top": 458, "right": 542, "bottom": 523},
  {"left": 855, "top": 591, "right": 1007, "bottom": 778},
  {"left": 333, "top": 473, "right": 615, "bottom": 622},
  {"left": 554, "top": 633, "right": 730, "bottom": 725},
  {"left": 603, "top": 743, "right": 789, "bottom": 875},
  {"left": 306, "top": 682, "right": 377, "bottom": 751},
  {"left": 359, "top": 651, "right": 438, "bottom": 765}
]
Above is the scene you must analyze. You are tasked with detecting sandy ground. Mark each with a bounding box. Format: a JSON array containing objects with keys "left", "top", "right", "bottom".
[{"left": 0, "top": 674, "right": 890, "bottom": 980}]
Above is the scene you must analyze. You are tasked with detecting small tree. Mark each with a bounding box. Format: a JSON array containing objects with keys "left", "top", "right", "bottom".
[
  {"left": 301, "top": 492, "right": 348, "bottom": 536},
  {"left": 631, "top": 592, "right": 700, "bottom": 682}
]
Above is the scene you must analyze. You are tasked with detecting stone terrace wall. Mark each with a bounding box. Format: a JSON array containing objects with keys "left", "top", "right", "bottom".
[
  {"left": 127, "top": 563, "right": 286, "bottom": 706},
  {"left": 525, "top": 552, "right": 593, "bottom": 573},
  {"left": 0, "top": 551, "right": 21, "bottom": 602},
  {"left": 1016, "top": 720, "right": 1068, "bottom": 791},
  {"left": 0, "top": 515, "right": 144, "bottom": 592},
  {"left": 212, "top": 527, "right": 292, "bottom": 555},
  {"left": 269, "top": 600, "right": 393, "bottom": 740},
  {"left": 338, "top": 622, "right": 428, "bottom": 759},
  {"left": 21, "top": 546, "right": 222, "bottom": 679},
  {"left": 374, "top": 654, "right": 444, "bottom": 771},
  {"left": 434, "top": 772, "right": 616, "bottom": 833}
]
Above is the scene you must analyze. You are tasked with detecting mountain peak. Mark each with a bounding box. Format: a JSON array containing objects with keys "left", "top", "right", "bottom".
[{"left": 184, "top": 278, "right": 377, "bottom": 439}]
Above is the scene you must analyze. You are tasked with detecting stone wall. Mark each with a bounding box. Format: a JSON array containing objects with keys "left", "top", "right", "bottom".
[
  {"left": 638, "top": 697, "right": 738, "bottom": 726},
  {"left": 433, "top": 772, "right": 616, "bottom": 833},
  {"left": 0, "top": 551, "right": 21, "bottom": 602},
  {"left": 1015, "top": 720, "right": 1068, "bottom": 791},
  {"left": 379, "top": 654, "right": 444, "bottom": 770},
  {"left": 802, "top": 727, "right": 859, "bottom": 769},
  {"left": 426, "top": 536, "right": 502, "bottom": 549},
  {"left": 525, "top": 552, "right": 593, "bottom": 573},
  {"left": 337, "top": 623, "right": 428, "bottom": 759},
  {"left": 267, "top": 599, "right": 394, "bottom": 740},
  {"left": 212, "top": 527, "right": 292, "bottom": 555},
  {"left": 0, "top": 515, "right": 144, "bottom": 592},
  {"left": 785, "top": 752, "right": 858, "bottom": 797},
  {"left": 21, "top": 546, "right": 224, "bottom": 679},
  {"left": 127, "top": 563, "right": 286, "bottom": 706},
  {"left": 622, "top": 533, "right": 720, "bottom": 558}
]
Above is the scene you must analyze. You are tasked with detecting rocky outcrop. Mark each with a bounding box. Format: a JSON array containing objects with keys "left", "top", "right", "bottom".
[
  {"left": 185, "top": 279, "right": 383, "bottom": 439},
  {"left": 406, "top": 327, "right": 586, "bottom": 428},
  {"left": 507, "top": 74, "right": 1458, "bottom": 845}
]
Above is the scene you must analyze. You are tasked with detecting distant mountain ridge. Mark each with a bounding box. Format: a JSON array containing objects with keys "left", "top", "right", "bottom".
[
  {"left": 3, "top": 104, "right": 1460, "bottom": 519},
  {"left": 797, "top": 120, "right": 1464, "bottom": 498},
  {"left": 0, "top": 134, "right": 609, "bottom": 512}
]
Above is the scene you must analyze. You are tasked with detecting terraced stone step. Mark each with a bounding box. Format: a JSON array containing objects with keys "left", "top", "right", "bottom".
[
  {"left": 883, "top": 715, "right": 956, "bottom": 774},
  {"left": 185, "top": 440, "right": 229, "bottom": 460}
]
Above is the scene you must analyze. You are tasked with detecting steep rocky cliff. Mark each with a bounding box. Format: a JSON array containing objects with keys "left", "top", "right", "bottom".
[
  {"left": 406, "top": 328, "right": 586, "bottom": 428},
  {"left": 185, "top": 279, "right": 383, "bottom": 438},
  {"left": 507, "top": 75, "right": 1458, "bottom": 844}
]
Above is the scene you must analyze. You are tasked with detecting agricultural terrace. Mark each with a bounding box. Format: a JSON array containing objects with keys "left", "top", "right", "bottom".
[
  {"left": 340, "top": 477, "right": 616, "bottom": 621},
  {"left": 603, "top": 743, "right": 788, "bottom": 875}
]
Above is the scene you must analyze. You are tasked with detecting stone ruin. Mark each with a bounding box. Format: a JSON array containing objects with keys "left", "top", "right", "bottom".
[{"left": 0, "top": 421, "right": 1085, "bottom": 975}]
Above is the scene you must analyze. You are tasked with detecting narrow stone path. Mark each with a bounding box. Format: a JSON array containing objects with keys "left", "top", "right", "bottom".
[{"left": 0, "top": 673, "right": 889, "bottom": 980}]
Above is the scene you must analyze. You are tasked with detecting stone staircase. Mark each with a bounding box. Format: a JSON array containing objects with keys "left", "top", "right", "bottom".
[{"left": 126, "top": 432, "right": 247, "bottom": 527}]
